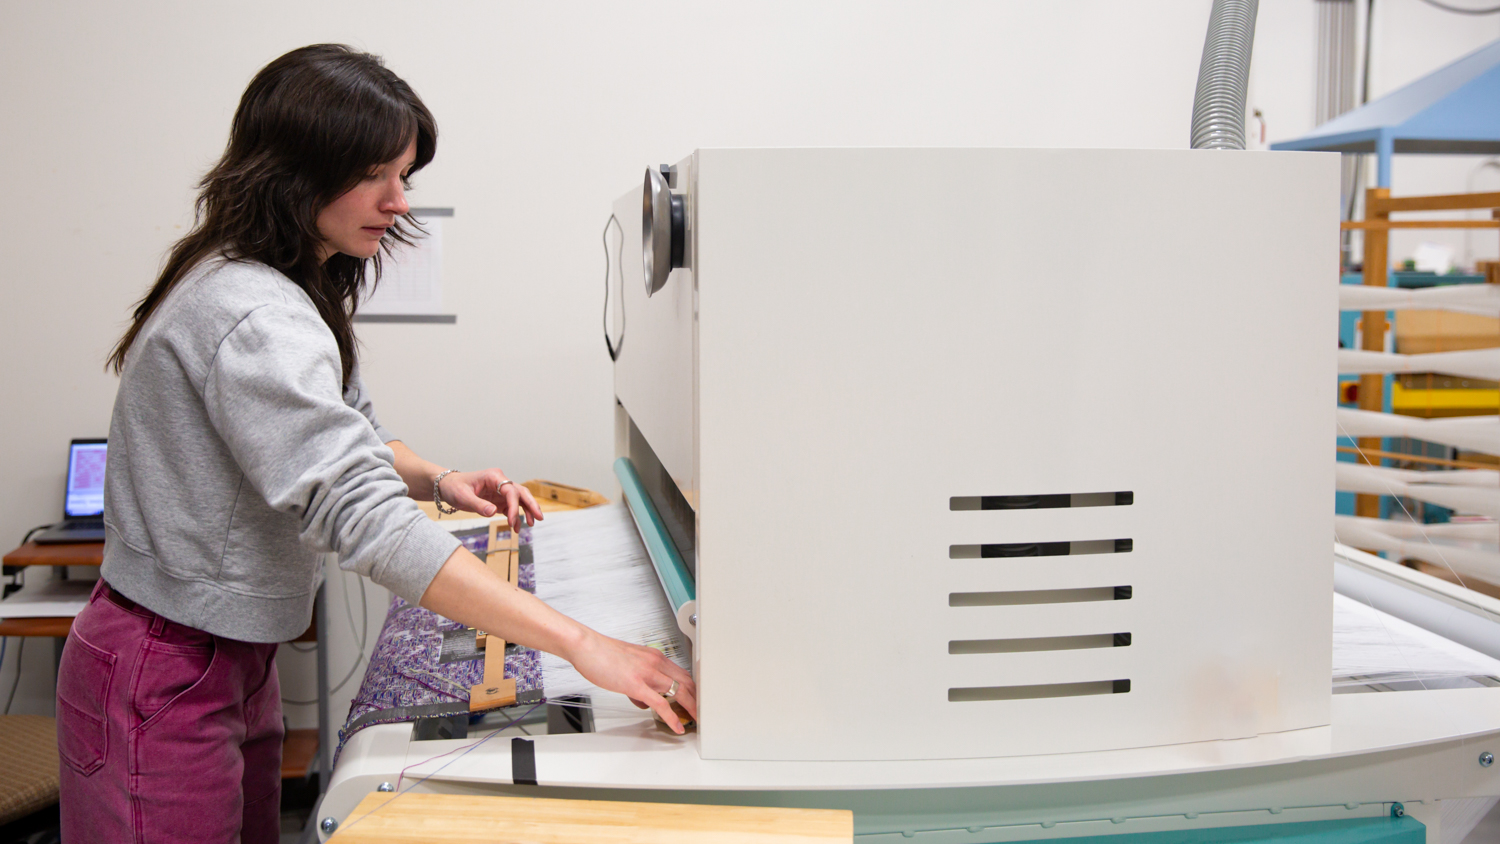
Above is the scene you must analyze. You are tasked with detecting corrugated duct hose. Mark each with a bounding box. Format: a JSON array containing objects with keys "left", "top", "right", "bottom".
[{"left": 1190, "top": 0, "right": 1260, "bottom": 151}]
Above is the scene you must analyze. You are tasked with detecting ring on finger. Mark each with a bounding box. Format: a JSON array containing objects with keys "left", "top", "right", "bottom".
[{"left": 662, "top": 680, "right": 679, "bottom": 700}]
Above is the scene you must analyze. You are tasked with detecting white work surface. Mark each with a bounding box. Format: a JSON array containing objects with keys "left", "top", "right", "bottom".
[
  {"left": 0, "top": 578, "right": 92, "bottom": 618},
  {"left": 341, "top": 682, "right": 1499, "bottom": 794}
]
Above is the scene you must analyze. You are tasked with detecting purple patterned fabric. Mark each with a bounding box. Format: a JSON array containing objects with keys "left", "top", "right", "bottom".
[{"left": 336, "top": 531, "right": 543, "bottom": 757}]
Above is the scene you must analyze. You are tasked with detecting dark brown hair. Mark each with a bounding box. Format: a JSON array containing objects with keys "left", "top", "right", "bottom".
[{"left": 108, "top": 44, "right": 437, "bottom": 385}]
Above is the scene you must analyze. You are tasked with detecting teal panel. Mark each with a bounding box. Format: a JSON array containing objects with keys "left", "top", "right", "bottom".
[
  {"left": 1016, "top": 816, "right": 1423, "bottom": 844},
  {"left": 613, "top": 457, "right": 695, "bottom": 612}
]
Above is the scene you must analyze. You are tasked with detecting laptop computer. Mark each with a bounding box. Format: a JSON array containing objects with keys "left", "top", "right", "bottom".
[{"left": 33, "top": 439, "right": 108, "bottom": 544}]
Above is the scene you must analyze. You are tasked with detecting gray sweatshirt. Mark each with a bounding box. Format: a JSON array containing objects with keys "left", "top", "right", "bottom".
[{"left": 102, "top": 257, "right": 460, "bottom": 643}]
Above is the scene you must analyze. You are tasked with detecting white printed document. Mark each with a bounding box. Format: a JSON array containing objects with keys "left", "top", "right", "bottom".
[{"left": 0, "top": 578, "right": 94, "bottom": 618}]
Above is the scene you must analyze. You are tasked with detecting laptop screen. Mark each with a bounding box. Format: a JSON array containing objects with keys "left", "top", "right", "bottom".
[{"left": 64, "top": 439, "right": 108, "bottom": 518}]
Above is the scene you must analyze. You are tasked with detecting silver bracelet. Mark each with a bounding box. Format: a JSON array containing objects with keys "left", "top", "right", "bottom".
[{"left": 433, "top": 469, "right": 458, "bottom": 515}]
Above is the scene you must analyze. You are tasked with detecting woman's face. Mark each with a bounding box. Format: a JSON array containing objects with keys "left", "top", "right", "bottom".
[{"left": 316, "top": 139, "right": 417, "bottom": 263}]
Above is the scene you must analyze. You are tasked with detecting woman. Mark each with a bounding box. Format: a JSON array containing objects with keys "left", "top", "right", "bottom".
[{"left": 57, "top": 44, "right": 696, "bottom": 842}]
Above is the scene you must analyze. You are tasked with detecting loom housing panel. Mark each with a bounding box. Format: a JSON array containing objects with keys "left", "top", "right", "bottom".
[{"left": 612, "top": 147, "right": 1338, "bottom": 762}]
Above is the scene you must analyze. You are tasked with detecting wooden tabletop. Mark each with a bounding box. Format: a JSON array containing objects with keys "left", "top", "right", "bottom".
[
  {"left": 0, "top": 617, "right": 73, "bottom": 638},
  {"left": 330, "top": 792, "right": 853, "bottom": 843},
  {"left": 2, "top": 541, "right": 103, "bottom": 568}
]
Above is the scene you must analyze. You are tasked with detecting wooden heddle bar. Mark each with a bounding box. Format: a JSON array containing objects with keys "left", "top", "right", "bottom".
[{"left": 469, "top": 527, "right": 521, "bottom": 711}]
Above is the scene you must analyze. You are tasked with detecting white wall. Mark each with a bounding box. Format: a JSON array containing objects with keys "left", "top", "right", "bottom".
[{"left": 2, "top": 1, "right": 1496, "bottom": 726}]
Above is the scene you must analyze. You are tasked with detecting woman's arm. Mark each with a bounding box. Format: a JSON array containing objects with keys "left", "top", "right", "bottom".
[
  {"left": 419, "top": 544, "right": 698, "bottom": 733},
  {"left": 387, "top": 440, "right": 443, "bottom": 499},
  {"left": 387, "top": 440, "right": 542, "bottom": 533},
  {"left": 385, "top": 443, "right": 687, "bottom": 725}
]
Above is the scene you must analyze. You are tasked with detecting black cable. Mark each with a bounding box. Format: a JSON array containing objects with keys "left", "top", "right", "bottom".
[
  {"left": 4, "top": 638, "right": 25, "bottom": 714},
  {"left": 1416, "top": 0, "right": 1500, "bottom": 13},
  {"left": 282, "top": 571, "right": 372, "bottom": 705},
  {"left": 281, "top": 652, "right": 365, "bottom": 706},
  {"left": 602, "top": 215, "right": 624, "bottom": 362},
  {"left": 4, "top": 525, "right": 53, "bottom": 599},
  {"left": 19, "top": 524, "right": 52, "bottom": 545},
  {"left": 0, "top": 525, "right": 55, "bottom": 706}
]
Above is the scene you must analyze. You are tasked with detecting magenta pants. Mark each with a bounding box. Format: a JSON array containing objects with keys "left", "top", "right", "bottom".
[{"left": 56, "top": 579, "right": 283, "bottom": 843}]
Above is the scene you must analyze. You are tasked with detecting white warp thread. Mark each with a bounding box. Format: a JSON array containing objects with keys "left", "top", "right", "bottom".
[
  {"left": 1336, "top": 407, "right": 1500, "bottom": 456},
  {"left": 1339, "top": 348, "right": 1500, "bottom": 382},
  {"left": 1335, "top": 462, "right": 1500, "bottom": 519},
  {"left": 528, "top": 503, "right": 690, "bottom": 700},
  {"left": 1339, "top": 283, "right": 1500, "bottom": 317},
  {"left": 1439, "top": 796, "right": 1500, "bottom": 844},
  {"left": 1333, "top": 592, "right": 1500, "bottom": 683},
  {"left": 1334, "top": 515, "right": 1500, "bottom": 583}
]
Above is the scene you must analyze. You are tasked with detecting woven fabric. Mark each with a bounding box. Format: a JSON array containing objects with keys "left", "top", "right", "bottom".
[
  {"left": 337, "top": 550, "right": 542, "bottom": 759},
  {"left": 0, "top": 714, "right": 59, "bottom": 825}
]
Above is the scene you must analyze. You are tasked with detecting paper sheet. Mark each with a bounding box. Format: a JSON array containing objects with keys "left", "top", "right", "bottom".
[
  {"left": 359, "top": 208, "right": 449, "bottom": 315},
  {"left": 0, "top": 578, "right": 95, "bottom": 618}
]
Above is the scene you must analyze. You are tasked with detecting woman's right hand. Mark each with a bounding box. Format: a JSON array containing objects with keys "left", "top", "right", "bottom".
[{"left": 563, "top": 629, "right": 697, "bottom": 734}]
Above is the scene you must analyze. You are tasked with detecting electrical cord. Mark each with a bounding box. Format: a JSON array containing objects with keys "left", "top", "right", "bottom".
[
  {"left": 344, "top": 565, "right": 369, "bottom": 658},
  {"left": 5, "top": 524, "right": 54, "bottom": 597},
  {"left": 0, "top": 523, "right": 71, "bottom": 712},
  {"left": 602, "top": 215, "right": 624, "bottom": 361},
  {"left": 4, "top": 639, "right": 25, "bottom": 714},
  {"left": 19, "top": 524, "right": 51, "bottom": 545},
  {"left": 1417, "top": 0, "right": 1500, "bottom": 13},
  {"left": 0, "top": 524, "right": 58, "bottom": 704},
  {"left": 281, "top": 569, "right": 370, "bottom": 705}
]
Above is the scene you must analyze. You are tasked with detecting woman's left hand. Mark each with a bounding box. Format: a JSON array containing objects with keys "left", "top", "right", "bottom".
[{"left": 438, "top": 470, "right": 543, "bottom": 532}]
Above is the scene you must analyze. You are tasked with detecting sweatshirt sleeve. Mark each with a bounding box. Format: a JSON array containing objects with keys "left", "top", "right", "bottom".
[
  {"left": 343, "top": 364, "right": 396, "bottom": 444},
  {"left": 201, "top": 303, "right": 459, "bottom": 604}
]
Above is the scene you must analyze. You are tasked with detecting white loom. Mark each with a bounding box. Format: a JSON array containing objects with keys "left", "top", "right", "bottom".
[{"left": 323, "top": 149, "right": 1500, "bottom": 843}]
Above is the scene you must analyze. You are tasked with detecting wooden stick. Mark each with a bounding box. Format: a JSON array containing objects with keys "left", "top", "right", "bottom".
[
  {"left": 523, "top": 479, "right": 610, "bottom": 508},
  {"left": 1356, "top": 186, "right": 1392, "bottom": 519},
  {"left": 468, "top": 678, "right": 517, "bottom": 712},
  {"left": 469, "top": 526, "right": 524, "bottom": 711},
  {"left": 1368, "top": 191, "right": 1500, "bottom": 214},
  {"left": 1341, "top": 220, "right": 1500, "bottom": 230},
  {"left": 1337, "top": 445, "right": 1500, "bottom": 471}
]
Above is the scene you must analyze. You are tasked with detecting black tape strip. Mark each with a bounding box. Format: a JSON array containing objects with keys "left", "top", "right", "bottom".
[{"left": 511, "top": 737, "right": 537, "bottom": 786}]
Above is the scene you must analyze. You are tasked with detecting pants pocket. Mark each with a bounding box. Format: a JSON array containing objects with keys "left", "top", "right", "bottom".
[
  {"left": 56, "top": 632, "right": 117, "bottom": 776},
  {"left": 132, "top": 640, "right": 216, "bottom": 725}
]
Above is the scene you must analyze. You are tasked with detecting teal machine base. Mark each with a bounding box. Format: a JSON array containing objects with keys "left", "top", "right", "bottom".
[{"left": 1016, "top": 816, "right": 1423, "bottom": 844}]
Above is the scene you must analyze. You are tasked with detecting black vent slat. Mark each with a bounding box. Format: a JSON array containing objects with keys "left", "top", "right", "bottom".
[
  {"left": 952, "top": 539, "right": 1133, "bottom": 559},
  {"left": 949, "top": 680, "right": 1132, "bottom": 702},
  {"left": 951, "top": 492, "right": 1134, "bottom": 511}
]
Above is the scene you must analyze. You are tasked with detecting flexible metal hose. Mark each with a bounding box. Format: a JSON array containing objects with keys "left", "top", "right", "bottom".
[{"left": 1190, "top": 0, "right": 1260, "bottom": 150}]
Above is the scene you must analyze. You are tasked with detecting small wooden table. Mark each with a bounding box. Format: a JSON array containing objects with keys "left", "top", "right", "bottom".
[
  {"left": 0, "top": 541, "right": 102, "bottom": 639},
  {"left": 2, "top": 541, "right": 104, "bottom": 569}
]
